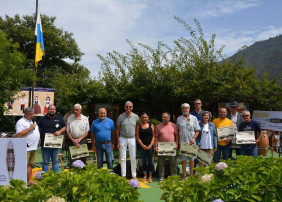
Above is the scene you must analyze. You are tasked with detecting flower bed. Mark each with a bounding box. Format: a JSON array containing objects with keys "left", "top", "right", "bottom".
[
  {"left": 0, "top": 163, "right": 140, "bottom": 201},
  {"left": 160, "top": 156, "right": 282, "bottom": 201}
]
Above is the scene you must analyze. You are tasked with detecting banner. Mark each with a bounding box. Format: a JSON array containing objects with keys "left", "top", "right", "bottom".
[
  {"left": 4, "top": 87, "right": 54, "bottom": 116},
  {"left": 0, "top": 138, "right": 27, "bottom": 186},
  {"left": 253, "top": 111, "right": 282, "bottom": 132}
]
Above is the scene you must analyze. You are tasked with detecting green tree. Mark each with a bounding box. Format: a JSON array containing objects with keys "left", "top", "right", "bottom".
[
  {"left": 0, "top": 14, "right": 99, "bottom": 115},
  {"left": 0, "top": 31, "right": 30, "bottom": 130},
  {"left": 98, "top": 17, "right": 282, "bottom": 118}
]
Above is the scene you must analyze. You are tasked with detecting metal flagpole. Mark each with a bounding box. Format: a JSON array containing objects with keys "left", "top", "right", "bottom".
[{"left": 32, "top": 0, "right": 39, "bottom": 108}]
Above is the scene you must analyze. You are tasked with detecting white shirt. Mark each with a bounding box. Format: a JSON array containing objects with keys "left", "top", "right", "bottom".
[
  {"left": 200, "top": 124, "right": 213, "bottom": 149},
  {"left": 177, "top": 114, "right": 200, "bottom": 144},
  {"left": 15, "top": 117, "right": 40, "bottom": 151},
  {"left": 67, "top": 114, "right": 90, "bottom": 139},
  {"left": 231, "top": 112, "right": 238, "bottom": 131}
]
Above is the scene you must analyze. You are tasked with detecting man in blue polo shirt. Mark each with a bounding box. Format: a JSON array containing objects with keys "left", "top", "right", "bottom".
[
  {"left": 190, "top": 99, "right": 204, "bottom": 123},
  {"left": 91, "top": 108, "right": 115, "bottom": 170},
  {"left": 38, "top": 104, "right": 66, "bottom": 172}
]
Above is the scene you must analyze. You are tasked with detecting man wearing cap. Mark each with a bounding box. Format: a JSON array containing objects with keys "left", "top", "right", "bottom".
[
  {"left": 190, "top": 99, "right": 204, "bottom": 123},
  {"left": 16, "top": 107, "right": 40, "bottom": 186},
  {"left": 239, "top": 110, "right": 263, "bottom": 157},
  {"left": 177, "top": 103, "right": 200, "bottom": 177},
  {"left": 227, "top": 101, "right": 243, "bottom": 158}
]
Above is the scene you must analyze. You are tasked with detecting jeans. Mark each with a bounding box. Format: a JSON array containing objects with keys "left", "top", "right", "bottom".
[
  {"left": 119, "top": 137, "right": 136, "bottom": 177},
  {"left": 140, "top": 146, "right": 154, "bottom": 174},
  {"left": 241, "top": 145, "right": 258, "bottom": 157},
  {"left": 214, "top": 144, "right": 230, "bottom": 163},
  {"left": 95, "top": 142, "right": 113, "bottom": 170},
  {"left": 158, "top": 156, "right": 177, "bottom": 179},
  {"left": 41, "top": 147, "right": 60, "bottom": 172}
]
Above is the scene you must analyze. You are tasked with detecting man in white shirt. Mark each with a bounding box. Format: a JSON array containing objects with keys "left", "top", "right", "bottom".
[
  {"left": 176, "top": 103, "right": 200, "bottom": 177},
  {"left": 16, "top": 107, "right": 40, "bottom": 186},
  {"left": 66, "top": 104, "right": 90, "bottom": 166}
]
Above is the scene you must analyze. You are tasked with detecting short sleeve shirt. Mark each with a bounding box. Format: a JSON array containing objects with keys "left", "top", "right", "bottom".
[
  {"left": 117, "top": 112, "right": 139, "bottom": 138},
  {"left": 212, "top": 118, "right": 234, "bottom": 146},
  {"left": 15, "top": 117, "right": 40, "bottom": 151},
  {"left": 91, "top": 117, "right": 115, "bottom": 142},
  {"left": 38, "top": 114, "right": 66, "bottom": 147},
  {"left": 177, "top": 114, "right": 200, "bottom": 144},
  {"left": 67, "top": 114, "right": 90, "bottom": 139},
  {"left": 239, "top": 120, "right": 262, "bottom": 140},
  {"left": 156, "top": 122, "right": 178, "bottom": 142}
]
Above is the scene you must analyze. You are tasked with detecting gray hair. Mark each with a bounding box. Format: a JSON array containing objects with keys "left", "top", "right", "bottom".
[
  {"left": 74, "top": 104, "right": 82, "bottom": 110},
  {"left": 125, "top": 101, "right": 133, "bottom": 107},
  {"left": 201, "top": 111, "right": 212, "bottom": 122},
  {"left": 242, "top": 110, "right": 250, "bottom": 116},
  {"left": 181, "top": 103, "right": 190, "bottom": 109},
  {"left": 24, "top": 107, "right": 34, "bottom": 114}
]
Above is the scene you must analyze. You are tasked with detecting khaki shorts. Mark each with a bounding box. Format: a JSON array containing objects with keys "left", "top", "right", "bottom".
[{"left": 27, "top": 150, "right": 37, "bottom": 164}]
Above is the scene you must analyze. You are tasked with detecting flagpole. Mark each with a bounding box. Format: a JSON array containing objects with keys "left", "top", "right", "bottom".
[{"left": 32, "top": 0, "right": 39, "bottom": 108}]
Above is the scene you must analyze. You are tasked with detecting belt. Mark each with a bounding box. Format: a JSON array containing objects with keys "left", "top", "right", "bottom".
[{"left": 96, "top": 141, "right": 111, "bottom": 144}]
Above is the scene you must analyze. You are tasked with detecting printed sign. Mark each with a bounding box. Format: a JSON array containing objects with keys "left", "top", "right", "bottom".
[
  {"left": 0, "top": 138, "right": 27, "bottom": 186},
  {"left": 253, "top": 111, "right": 282, "bottom": 132}
]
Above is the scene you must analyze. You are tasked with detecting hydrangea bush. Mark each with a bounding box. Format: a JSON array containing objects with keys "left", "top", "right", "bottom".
[
  {"left": 0, "top": 165, "right": 140, "bottom": 201},
  {"left": 160, "top": 156, "right": 282, "bottom": 201},
  {"left": 129, "top": 179, "right": 140, "bottom": 189}
]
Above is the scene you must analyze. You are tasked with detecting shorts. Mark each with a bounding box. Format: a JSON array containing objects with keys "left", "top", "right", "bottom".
[
  {"left": 27, "top": 150, "right": 37, "bottom": 164},
  {"left": 181, "top": 154, "right": 194, "bottom": 161}
]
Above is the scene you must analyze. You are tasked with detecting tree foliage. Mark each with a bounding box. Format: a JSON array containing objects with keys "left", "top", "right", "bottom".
[
  {"left": 98, "top": 17, "right": 282, "bottom": 119},
  {"left": 0, "top": 14, "right": 98, "bottom": 115}
]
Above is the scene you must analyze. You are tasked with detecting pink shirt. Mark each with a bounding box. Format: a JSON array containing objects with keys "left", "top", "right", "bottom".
[{"left": 156, "top": 122, "right": 178, "bottom": 142}]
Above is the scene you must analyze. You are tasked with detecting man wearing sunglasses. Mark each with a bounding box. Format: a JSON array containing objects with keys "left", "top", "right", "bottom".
[
  {"left": 116, "top": 101, "right": 139, "bottom": 179},
  {"left": 239, "top": 110, "right": 263, "bottom": 157},
  {"left": 190, "top": 99, "right": 204, "bottom": 123}
]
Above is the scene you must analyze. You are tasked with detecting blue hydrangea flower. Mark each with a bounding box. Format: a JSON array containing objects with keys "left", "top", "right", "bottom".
[
  {"left": 72, "top": 160, "right": 85, "bottom": 168},
  {"left": 35, "top": 171, "right": 45, "bottom": 179},
  {"left": 129, "top": 179, "right": 140, "bottom": 188}
]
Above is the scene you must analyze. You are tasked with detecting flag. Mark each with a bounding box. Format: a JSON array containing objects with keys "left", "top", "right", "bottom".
[{"left": 35, "top": 11, "right": 44, "bottom": 67}]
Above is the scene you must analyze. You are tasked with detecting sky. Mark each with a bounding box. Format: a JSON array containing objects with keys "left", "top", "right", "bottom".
[{"left": 1, "top": 0, "right": 282, "bottom": 77}]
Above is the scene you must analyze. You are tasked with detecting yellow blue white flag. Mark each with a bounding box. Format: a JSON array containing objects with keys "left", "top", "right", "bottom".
[{"left": 35, "top": 11, "right": 44, "bottom": 67}]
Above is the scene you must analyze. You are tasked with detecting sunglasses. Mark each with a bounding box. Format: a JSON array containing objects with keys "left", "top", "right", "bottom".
[
  {"left": 194, "top": 103, "right": 201, "bottom": 105},
  {"left": 242, "top": 115, "right": 250, "bottom": 117},
  {"left": 125, "top": 106, "right": 132, "bottom": 108}
]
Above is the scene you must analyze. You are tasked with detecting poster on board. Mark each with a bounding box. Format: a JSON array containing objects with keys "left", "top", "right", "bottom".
[
  {"left": 253, "top": 111, "right": 282, "bottom": 132},
  {"left": 4, "top": 87, "right": 54, "bottom": 116},
  {"left": 0, "top": 138, "right": 27, "bottom": 186}
]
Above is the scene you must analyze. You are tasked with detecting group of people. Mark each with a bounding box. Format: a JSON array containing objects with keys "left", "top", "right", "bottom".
[
  {"left": 15, "top": 99, "right": 265, "bottom": 185},
  {"left": 15, "top": 104, "right": 89, "bottom": 186}
]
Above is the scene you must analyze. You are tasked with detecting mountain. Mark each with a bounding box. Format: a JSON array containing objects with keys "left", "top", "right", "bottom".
[{"left": 229, "top": 35, "right": 282, "bottom": 83}]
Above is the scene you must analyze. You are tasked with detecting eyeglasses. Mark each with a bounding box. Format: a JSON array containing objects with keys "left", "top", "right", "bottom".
[
  {"left": 125, "top": 106, "right": 132, "bottom": 108},
  {"left": 242, "top": 115, "right": 250, "bottom": 117},
  {"left": 194, "top": 103, "right": 201, "bottom": 105}
]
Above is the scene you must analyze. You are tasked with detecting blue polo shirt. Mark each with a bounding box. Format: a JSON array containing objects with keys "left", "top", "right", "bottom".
[
  {"left": 90, "top": 117, "right": 115, "bottom": 142},
  {"left": 190, "top": 109, "right": 204, "bottom": 122}
]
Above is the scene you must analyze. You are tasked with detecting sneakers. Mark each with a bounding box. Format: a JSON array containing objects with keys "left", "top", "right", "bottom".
[{"left": 159, "top": 178, "right": 164, "bottom": 183}]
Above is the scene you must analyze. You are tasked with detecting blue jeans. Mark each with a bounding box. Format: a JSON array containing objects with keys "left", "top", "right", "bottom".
[
  {"left": 214, "top": 144, "right": 230, "bottom": 163},
  {"left": 140, "top": 146, "right": 154, "bottom": 174},
  {"left": 95, "top": 142, "right": 113, "bottom": 170},
  {"left": 241, "top": 145, "right": 258, "bottom": 157},
  {"left": 41, "top": 147, "right": 60, "bottom": 172}
]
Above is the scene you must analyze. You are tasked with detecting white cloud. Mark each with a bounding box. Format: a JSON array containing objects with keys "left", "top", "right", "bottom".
[
  {"left": 215, "top": 25, "right": 282, "bottom": 57},
  {"left": 199, "top": 0, "right": 263, "bottom": 18}
]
